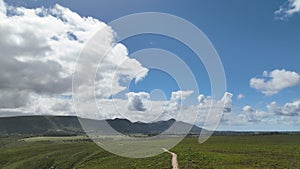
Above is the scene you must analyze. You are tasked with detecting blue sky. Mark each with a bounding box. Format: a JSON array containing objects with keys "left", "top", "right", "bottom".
[
  {"left": 6, "top": 0, "right": 300, "bottom": 102},
  {"left": 2, "top": 0, "right": 300, "bottom": 130}
]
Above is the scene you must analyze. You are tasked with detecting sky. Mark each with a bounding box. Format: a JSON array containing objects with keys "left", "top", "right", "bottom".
[{"left": 0, "top": 0, "right": 300, "bottom": 131}]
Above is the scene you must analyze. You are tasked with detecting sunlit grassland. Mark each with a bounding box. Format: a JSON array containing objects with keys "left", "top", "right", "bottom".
[{"left": 0, "top": 134, "right": 299, "bottom": 169}]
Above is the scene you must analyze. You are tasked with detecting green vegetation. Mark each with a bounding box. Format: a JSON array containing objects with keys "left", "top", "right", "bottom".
[
  {"left": 0, "top": 116, "right": 202, "bottom": 136},
  {"left": 0, "top": 135, "right": 299, "bottom": 169},
  {"left": 0, "top": 116, "right": 84, "bottom": 136}
]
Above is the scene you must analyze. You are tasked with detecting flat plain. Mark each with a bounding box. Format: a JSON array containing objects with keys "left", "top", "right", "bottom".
[{"left": 0, "top": 134, "right": 299, "bottom": 169}]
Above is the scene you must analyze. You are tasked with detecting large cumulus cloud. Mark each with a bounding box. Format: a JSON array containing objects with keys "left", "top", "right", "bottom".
[
  {"left": 0, "top": 1, "right": 148, "bottom": 116},
  {"left": 250, "top": 69, "right": 300, "bottom": 96}
]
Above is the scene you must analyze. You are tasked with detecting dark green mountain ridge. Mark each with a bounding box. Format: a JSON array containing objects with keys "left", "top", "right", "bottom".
[{"left": 0, "top": 116, "right": 202, "bottom": 136}]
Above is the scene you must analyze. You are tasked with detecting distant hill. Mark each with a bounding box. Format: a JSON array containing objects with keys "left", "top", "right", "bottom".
[
  {"left": 0, "top": 116, "right": 202, "bottom": 136},
  {"left": 0, "top": 116, "right": 84, "bottom": 136},
  {"left": 105, "top": 118, "right": 202, "bottom": 135}
]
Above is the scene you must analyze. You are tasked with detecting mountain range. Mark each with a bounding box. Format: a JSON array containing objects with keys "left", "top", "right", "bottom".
[{"left": 0, "top": 116, "right": 202, "bottom": 136}]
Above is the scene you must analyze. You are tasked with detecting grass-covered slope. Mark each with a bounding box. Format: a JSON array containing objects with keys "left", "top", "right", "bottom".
[{"left": 0, "top": 116, "right": 84, "bottom": 136}]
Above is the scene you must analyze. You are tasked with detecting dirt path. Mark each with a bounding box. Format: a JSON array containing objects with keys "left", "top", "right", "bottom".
[{"left": 162, "top": 148, "right": 179, "bottom": 169}]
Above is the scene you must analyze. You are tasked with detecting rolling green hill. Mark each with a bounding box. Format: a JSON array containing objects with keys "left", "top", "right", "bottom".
[{"left": 0, "top": 116, "right": 84, "bottom": 136}]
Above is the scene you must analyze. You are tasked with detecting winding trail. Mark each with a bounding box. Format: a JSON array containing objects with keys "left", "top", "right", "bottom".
[{"left": 162, "top": 148, "right": 179, "bottom": 169}]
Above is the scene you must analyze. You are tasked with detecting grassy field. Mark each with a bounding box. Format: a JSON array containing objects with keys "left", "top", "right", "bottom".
[{"left": 0, "top": 135, "right": 299, "bottom": 169}]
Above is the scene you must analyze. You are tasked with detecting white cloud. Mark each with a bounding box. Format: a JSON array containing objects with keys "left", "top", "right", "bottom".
[
  {"left": 197, "top": 94, "right": 205, "bottom": 104},
  {"left": 267, "top": 116, "right": 300, "bottom": 127},
  {"left": 195, "top": 93, "right": 233, "bottom": 113},
  {"left": 29, "top": 94, "right": 73, "bottom": 116},
  {"left": 284, "top": 100, "right": 300, "bottom": 115},
  {"left": 100, "top": 91, "right": 232, "bottom": 126},
  {"left": 192, "top": 92, "right": 233, "bottom": 130},
  {"left": 222, "top": 99, "right": 300, "bottom": 127},
  {"left": 0, "top": 93, "right": 74, "bottom": 117},
  {"left": 170, "top": 90, "right": 194, "bottom": 102},
  {"left": 0, "top": 0, "right": 5, "bottom": 16},
  {"left": 0, "top": 1, "right": 148, "bottom": 116},
  {"left": 267, "top": 100, "right": 300, "bottom": 116},
  {"left": 275, "top": 0, "right": 300, "bottom": 20},
  {"left": 100, "top": 98, "right": 163, "bottom": 122},
  {"left": 159, "top": 90, "right": 194, "bottom": 121},
  {"left": 157, "top": 92, "right": 233, "bottom": 128},
  {"left": 94, "top": 90, "right": 195, "bottom": 123},
  {"left": 250, "top": 69, "right": 300, "bottom": 96},
  {"left": 242, "top": 105, "right": 253, "bottom": 112},
  {"left": 126, "top": 92, "right": 150, "bottom": 112},
  {"left": 221, "top": 92, "right": 233, "bottom": 112},
  {"left": 237, "top": 94, "right": 245, "bottom": 100},
  {"left": 222, "top": 105, "right": 271, "bottom": 126},
  {"left": 241, "top": 107, "right": 271, "bottom": 123}
]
